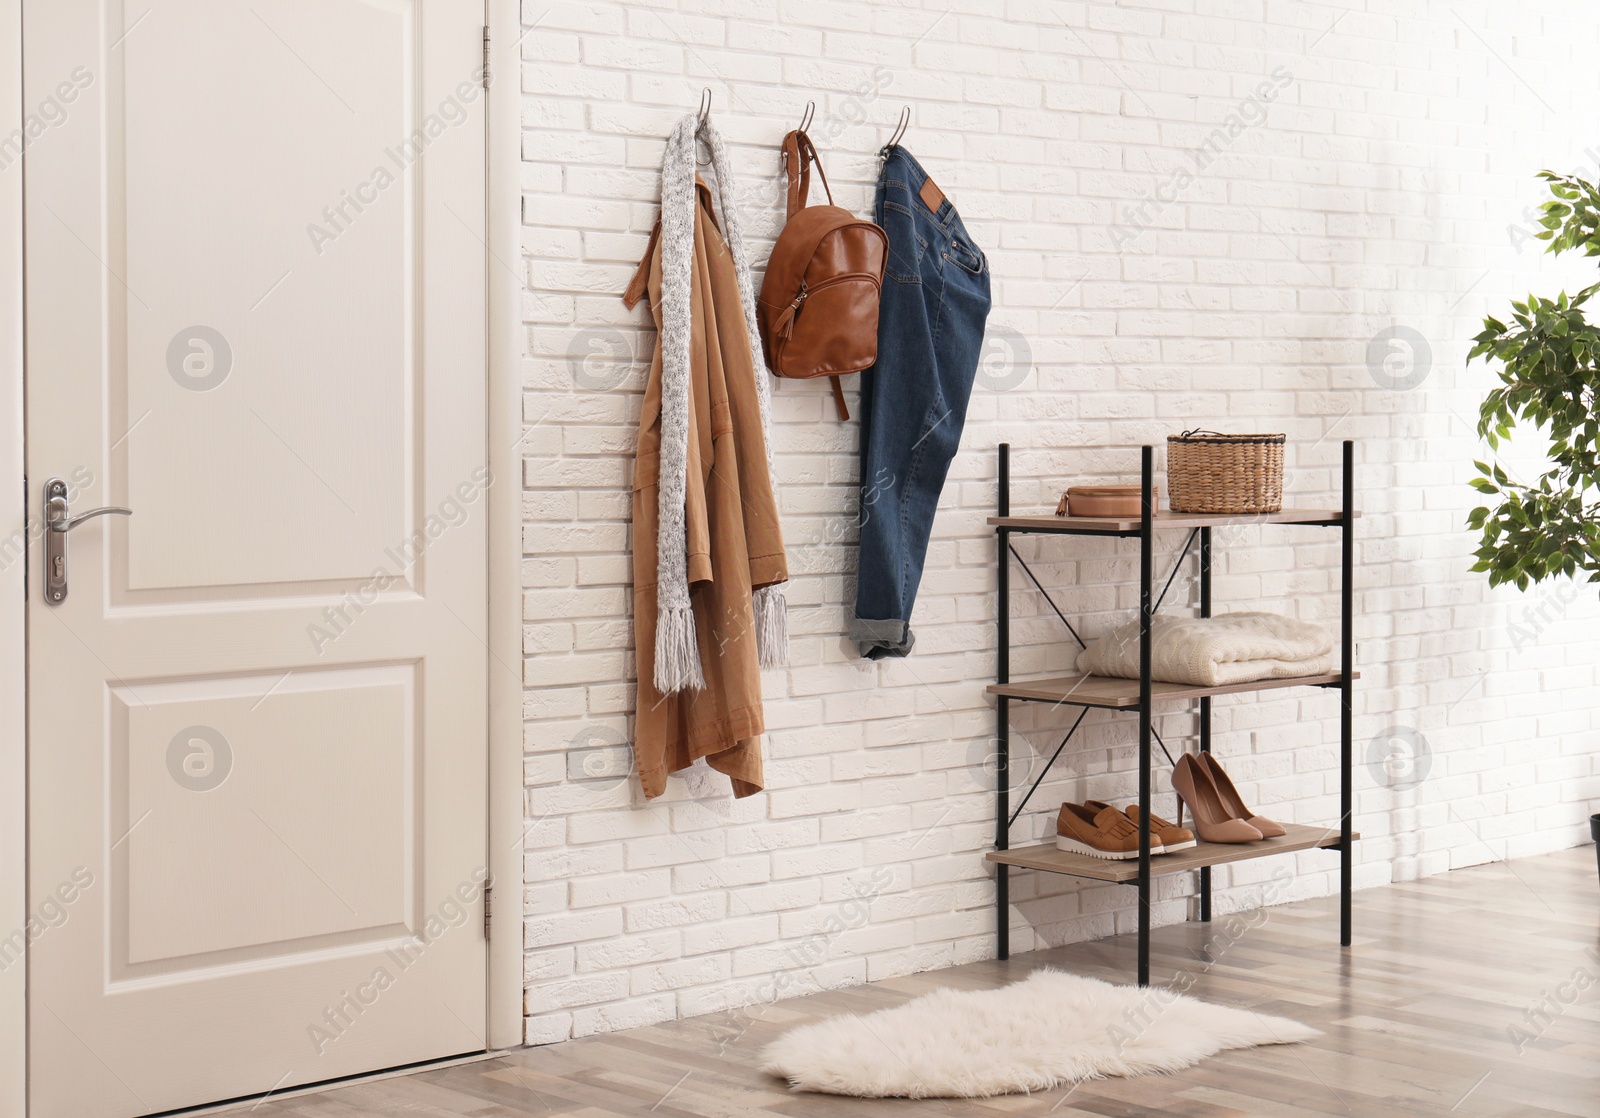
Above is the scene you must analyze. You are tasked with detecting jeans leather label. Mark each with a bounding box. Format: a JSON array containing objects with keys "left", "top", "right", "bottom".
[{"left": 918, "top": 176, "right": 946, "bottom": 214}]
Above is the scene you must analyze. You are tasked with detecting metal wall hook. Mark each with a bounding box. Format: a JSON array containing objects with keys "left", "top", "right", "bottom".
[
  {"left": 880, "top": 106, "right": 910, "bottom": 154},
  {"left": 694, "top": 87, "right": 713, "bottom": 165},
  {"left": 783, "top": 101, "right": 817, "bottom": 174}
]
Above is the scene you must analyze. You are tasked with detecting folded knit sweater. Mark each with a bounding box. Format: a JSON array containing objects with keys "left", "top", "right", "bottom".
[{"left": 1075, "top": 611, "right": 1334, "bottom": 687}]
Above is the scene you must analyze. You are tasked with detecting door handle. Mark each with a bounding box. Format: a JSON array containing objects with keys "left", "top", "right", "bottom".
[{"left": 43, "top": 477, "right": 132, "bottom": 604}]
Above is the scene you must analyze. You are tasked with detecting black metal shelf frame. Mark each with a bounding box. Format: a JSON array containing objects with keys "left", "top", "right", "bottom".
[{"left": 993, "top": 441, "right": 1356, "bottom": 986}]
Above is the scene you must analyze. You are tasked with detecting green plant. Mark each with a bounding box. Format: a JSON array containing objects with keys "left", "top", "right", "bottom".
[{"left": 1468, "top": 171, "right": 1600, "bottom": 590}]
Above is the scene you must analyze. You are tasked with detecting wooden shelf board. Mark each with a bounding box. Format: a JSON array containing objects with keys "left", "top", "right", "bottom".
[
  {"left": 987, "top": 823, "right": 1355, "bottom": 883},
  {"left": 987, "top": 670, "right": 1356, "bottom": 708},
  {"left": 990, "top": 508, "right": 1358, "bottom": 535}
]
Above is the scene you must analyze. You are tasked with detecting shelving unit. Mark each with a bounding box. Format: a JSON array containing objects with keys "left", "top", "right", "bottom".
[{"left": 989, "top": 441, "right": 1358, "bottom": 986}]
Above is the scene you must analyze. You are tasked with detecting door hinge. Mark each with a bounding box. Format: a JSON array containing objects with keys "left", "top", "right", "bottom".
[
  {"left": 483, "top": 881, "right": 492, "bottom": 940},
  {"left": 481, "top": 25, "right": 490, "bottom": 90}
]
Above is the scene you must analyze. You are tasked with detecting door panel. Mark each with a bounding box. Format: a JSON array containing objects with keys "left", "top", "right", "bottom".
[
  {"left": 26, "top": 2, "right": 489, "bottom": 1115},
  {"left": 118, "top": 0, "right": 414, "bottom": 594},
  {"left": 114, "top": 667, "right": 415, "bottom": 969}
]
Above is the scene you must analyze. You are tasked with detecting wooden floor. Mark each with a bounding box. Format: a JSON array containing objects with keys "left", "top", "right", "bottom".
[{"left": 216, "top": 847, "right": 1600, "bottom": 1118}]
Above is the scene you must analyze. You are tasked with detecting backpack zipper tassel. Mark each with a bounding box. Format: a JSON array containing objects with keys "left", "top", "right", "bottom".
[{"left": 774, "top": 281, "right": 808, "bottom": 340}]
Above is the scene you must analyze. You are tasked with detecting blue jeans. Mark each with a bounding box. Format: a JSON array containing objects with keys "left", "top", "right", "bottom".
[{"left": 852, "top": 146, "right": 992, "bottom": 658}]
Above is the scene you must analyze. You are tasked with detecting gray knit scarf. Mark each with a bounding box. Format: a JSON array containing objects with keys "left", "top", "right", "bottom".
[{"left": 653, "top": 112, "right": 788, "bottom": 694}]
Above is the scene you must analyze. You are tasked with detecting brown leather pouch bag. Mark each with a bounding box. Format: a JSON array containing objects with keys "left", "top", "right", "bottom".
[{"left": 757, "top": 130, "right": 887, "bottom": 420}]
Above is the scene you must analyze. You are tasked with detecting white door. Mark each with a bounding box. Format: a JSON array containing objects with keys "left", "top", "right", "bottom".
[{"left": 24, "top": 3, "right": 490, "bottom": 1115}]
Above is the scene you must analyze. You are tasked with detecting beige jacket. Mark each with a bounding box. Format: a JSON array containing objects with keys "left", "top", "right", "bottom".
[{"left": 624, "top": 181, "right": 788, "bottom": 798}]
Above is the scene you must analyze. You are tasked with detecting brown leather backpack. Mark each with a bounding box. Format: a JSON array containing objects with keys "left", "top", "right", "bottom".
[{"left": 757, "top": 131, "right": 887, "bottom": 420}]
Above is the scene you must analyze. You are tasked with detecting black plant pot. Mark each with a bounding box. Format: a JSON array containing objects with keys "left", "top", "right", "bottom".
[{"left": 1592, "top": 815, "right": 1600, "bottom": 886}]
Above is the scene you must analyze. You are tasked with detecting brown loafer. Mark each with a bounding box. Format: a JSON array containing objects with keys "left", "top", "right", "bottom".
[
  {"left": 1094, "top": 803, "right": 1197, "bottom": 853},
  {"left": 1057, "top": 802, "right": 1164, "bottom": 860}
]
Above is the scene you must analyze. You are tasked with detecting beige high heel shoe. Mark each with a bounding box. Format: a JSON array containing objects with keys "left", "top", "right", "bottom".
[
  {"left": 1197, "top": 753, "right": 1286, "bottom": 838},
  {"left": 1170, "top": 754, "right": 1262, "bottom": 844}
]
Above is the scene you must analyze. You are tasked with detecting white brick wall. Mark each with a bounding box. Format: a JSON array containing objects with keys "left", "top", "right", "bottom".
[{"left": 519, "top": 0, "right": 1600, "bottom": 1042}]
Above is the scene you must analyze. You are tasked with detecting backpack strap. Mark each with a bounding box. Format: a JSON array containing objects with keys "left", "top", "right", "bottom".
[
  {"left": 829, "top": 376, "right": 849, "bottom": 421},
  {"left": 782, "top": 129, "right": 833, "bottom": 220},
  {"left": 622, "top": 220, "right": 662, "bottom": 310},
  {"left": 782, "top": 132, "right": 806, "bottom": 220}
]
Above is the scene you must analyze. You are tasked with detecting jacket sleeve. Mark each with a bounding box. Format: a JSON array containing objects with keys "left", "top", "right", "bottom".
[
  {"left": 738, "top": 419, "right": 788, "bottom": 591},
  {"left": 683, "top": 234, "right": 714, "bottom": 588}
]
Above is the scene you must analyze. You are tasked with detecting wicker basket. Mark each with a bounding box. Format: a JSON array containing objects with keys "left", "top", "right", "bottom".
[{"left": 1166, "top": 430, "right": 1285, "bottom": 514}]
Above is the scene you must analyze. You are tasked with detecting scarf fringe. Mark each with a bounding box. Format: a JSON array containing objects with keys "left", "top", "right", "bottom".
[
  {"left": 753, "top": 584, "right": 790, "bottom": 669},
  {"left": 654, "top": 603, "right": 706, "bottom": 693}
]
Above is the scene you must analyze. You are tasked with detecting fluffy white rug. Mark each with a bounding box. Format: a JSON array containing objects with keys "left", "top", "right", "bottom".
[{"left": 760, "top": 969, "right": 1319, "bottom": 1098}]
